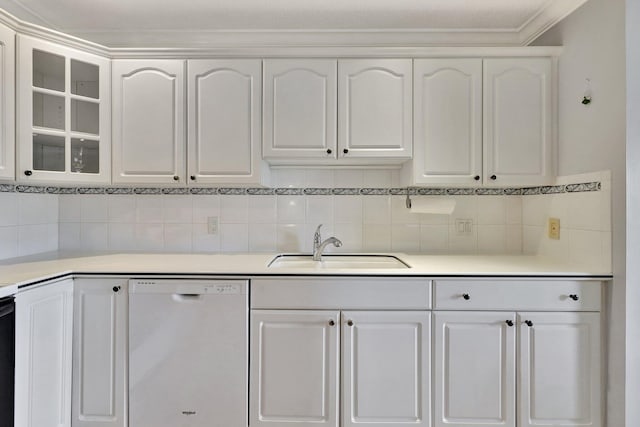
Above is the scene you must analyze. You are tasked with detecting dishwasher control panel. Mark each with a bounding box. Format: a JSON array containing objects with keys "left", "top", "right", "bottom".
[{"left": 129, "top": 279, "right": 248, "bottom": 295}]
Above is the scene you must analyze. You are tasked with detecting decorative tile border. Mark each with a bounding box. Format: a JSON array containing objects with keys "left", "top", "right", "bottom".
[{"left": 0, "top": 182, "right": 603, "bottom": 196}]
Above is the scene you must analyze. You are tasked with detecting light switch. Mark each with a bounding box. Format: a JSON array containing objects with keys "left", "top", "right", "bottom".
[
  {"left": 548, "top": 217, "right": 560, "bottom": 240},
  {"left": 207, "top": 216, "right": 219, "bottom": 235}
]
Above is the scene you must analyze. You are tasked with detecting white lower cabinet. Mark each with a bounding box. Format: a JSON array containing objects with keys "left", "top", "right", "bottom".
[
  {"left": 15, "top": 279, "right": 74, "bottom": 427},
  {"left": 72, "top": 278, "right": 128, "bottom": 427},
  {"left": 250, "top": 310, "right": 430, "bottom": 427},
  {"left": 433, "top": 311, "right": 601, "bottom": 427}
]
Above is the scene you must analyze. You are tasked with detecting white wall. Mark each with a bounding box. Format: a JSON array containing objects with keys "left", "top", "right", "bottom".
[
  {"left": 533, "top": 0, "right": 627, "bottom": 424},
  {"left": 626, "top": 0, "right": 640, "bottom": 424}
]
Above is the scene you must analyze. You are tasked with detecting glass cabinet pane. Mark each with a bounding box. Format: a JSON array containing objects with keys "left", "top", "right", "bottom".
[
  {"left": 33, "top": 93, "right": 65, "bottom": 130},
  {"left": 33, "top": 134, "right": 65, "bottom": 171},
  {"left": 71, "top": 99, "right": 99, "bottom": 134},
  {"left": 33, "top": 50, "right": 65, "bottom": 92},
  {"left": 71, "top": 138, "right": 99, "bottom": 174},
  {"left": 71, "top": 60, "right": 99, "bottom": 99}
]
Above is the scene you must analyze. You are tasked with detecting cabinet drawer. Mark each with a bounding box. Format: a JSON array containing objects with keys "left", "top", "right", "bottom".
[
  {"left": 433, "top": 280, "right": 602, "bottom": 311},
  {"left": 251, "top": 277, "right": 431, "bottom": 309}
]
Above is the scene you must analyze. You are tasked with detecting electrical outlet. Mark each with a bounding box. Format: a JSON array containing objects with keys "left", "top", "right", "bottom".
[
  {"left": 548, "top": 217, "right": 560, "bottom": 240},
  {"left": 455, "top": 219, "right": 473, "bottom": 235},
  {"left": 207, "top": 216, "right": 219, "bottom": 235}
]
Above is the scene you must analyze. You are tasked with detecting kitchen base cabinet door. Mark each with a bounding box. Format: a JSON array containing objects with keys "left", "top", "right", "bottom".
[
  {"left": 72, "top": 279, "right": 128, "bottom": 427},
  {"left": 519, "top": 312, "right": 601, "bottom": 427},
  {"left": 15, "top": 279, "right": 74, "bottom": 427},
  {"left": 433, "top": 311, "right": 516, "bottom": 427},
  {"left": 342, "top": 311, "right": 430, "bottom": 427},
  {"left": 250, "top": 310, "right": 340, "bottom": 427}
]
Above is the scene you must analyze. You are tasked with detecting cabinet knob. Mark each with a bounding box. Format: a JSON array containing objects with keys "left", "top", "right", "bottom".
[
  {"left": 505, "top": 320, "right": 514, "bottom": 327},
  {"left": 490, "top": 175, "right": 497, "bottom": 180},
  {"left": 173, "top": 176, "right": 180, "bottom": 181},
  {"left": 112, "top": 286, "right": 121, "bottom": 293},
  {"left": 524, "top": 320, "right": 533, "bottom": 327},
  {"left": 569, "top": 294, "right": 579, "bottom": 301},
  {"left": 24, "top": 170, "right": 33, "bottom": 176},
  {"left": 190, "top": 175, "right": 196, "bottom": 181},
  {"left": 462, "top": 293, "right": 470, "bottom": 300},
  {"left": 347, "top": 320, "right": 354, "bottom": 326},
  {"left": 326, "top": 149, "right": 332, "bottom": 154},
  {"left": 474, "top": 175, "right": 480, "bottom": 181},
  {"left": 343, "top": 148, "right": 349, "bottom": 154},
  {"left": 329, "top": 319, "right": 335, "bottom": 326}
]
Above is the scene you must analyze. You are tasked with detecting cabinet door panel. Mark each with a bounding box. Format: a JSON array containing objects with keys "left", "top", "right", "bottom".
[
  {"left": 519, "top": 312, "right": 601, "bottom": 427},
  {"left": 413, "top": 59, "right": 482, "bottom": 185},
  {"left": 434, "top": 311, "right": 515, "bottom": 427},
  {"left": 484, "top": 58, "right": 554, "bottom": 186},
  {"left": 263, "top": 60, "right": 337, "bottom": 158},
  {"left": 15, "top": 279, "right": 74, "bottom": 427},
  {"left": 112, "top": 60, "right": 185, "bottom": 184},
  {"left": 342, "top": 311, "right": 430, "bottom": 427},
  {"left": 250, "top": 310, "right": 340, "bottom": 427},
  {"left": 339, "top": 59, "right": 412, "bottom": 158},
  {"left": 188, "top": 59, "right": 264, "bottom": 184},
  {"left": 0, "top": 23, "right": 14, "bottom": 180},
  {"left": 72, "top": 279, "right": 127, "bottom": 427}
]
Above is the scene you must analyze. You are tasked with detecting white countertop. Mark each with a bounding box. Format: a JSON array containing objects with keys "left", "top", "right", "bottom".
[{"left": 0, "top": 251, "right": 613, "bottom": 298}]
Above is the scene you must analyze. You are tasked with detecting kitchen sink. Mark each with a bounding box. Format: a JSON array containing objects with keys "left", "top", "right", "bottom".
[{"left": 268, "top": 254, "right": 410, "bottom": 269}]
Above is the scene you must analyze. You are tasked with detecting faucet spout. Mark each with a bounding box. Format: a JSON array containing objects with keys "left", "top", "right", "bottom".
[{"left": 313, "top": 236, "right": 343, "bottom": 261}]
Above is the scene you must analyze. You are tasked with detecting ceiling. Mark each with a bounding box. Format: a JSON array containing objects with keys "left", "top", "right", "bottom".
[{"left": 0, "top": 0, "right": 589, "bottom": 47}]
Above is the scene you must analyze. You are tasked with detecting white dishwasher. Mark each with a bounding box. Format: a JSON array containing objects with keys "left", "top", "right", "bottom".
[{"left": 129, "top": 279, "right": 248, "bottom": 427}]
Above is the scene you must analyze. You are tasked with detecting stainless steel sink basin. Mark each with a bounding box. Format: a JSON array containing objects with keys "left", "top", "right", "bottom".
[{"left": 268, "top": 254, "right": 410, "bottom": 269}]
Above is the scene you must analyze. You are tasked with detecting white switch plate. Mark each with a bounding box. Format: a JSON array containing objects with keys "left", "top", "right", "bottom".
[
  {"left": 207, "top": 216, "right": 219, "bottom": 235},
  {"left": 455, "top": 219, "right": 473, "bottom": 235}
]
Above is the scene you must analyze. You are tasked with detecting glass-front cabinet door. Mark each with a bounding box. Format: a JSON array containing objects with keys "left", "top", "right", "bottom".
[{"left": 17, "top": 36, "right": 110, "bottom": 183}]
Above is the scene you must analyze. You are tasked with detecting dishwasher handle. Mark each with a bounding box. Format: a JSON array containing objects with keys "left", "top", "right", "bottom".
[{"left": 172, "top": 293, "right": 203, "bottom": 302}]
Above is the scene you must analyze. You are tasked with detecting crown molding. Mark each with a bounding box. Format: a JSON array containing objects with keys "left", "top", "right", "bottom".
[{"left": 0, "top": 6, "right": 565, "bottom": 58}]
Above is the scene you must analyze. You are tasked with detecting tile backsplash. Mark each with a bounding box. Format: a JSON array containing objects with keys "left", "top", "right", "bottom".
[{"left": 0, "top": 169, "right": 612, "bottom": 268}]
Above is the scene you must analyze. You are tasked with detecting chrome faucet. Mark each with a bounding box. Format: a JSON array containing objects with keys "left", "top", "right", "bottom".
[{"left": 312, "top": 224, "right": 343, "bottom": 261}]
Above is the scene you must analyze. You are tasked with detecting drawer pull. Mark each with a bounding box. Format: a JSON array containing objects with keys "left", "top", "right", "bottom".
[
  {"left": 112, "top": 286, "right": 121, "bottom": 293},
  {"left": 505, "top": 320, "right": 514, "bottom": 327},
  {"left": 347, "top": 320, "right": 354, "bottom": 326},
  {"left": 569, "top": 294, "right": 579, "bottom": 301},
  {"left": 329, "top": 320, "right": 335, "bottom": 326},
  {"left": 462, "top": 293, "right": 470, "bottom": 300},
  {"left": 524, "top": 320, "right": 533, "bottom": 327}
]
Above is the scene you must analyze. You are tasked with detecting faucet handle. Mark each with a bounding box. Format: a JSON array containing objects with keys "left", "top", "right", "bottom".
[
  {"left": 313, "top": 224, "right": 323, "bottom": 250},
  {"left": 315, "top": 224, "right": 323, "bottom": 235}
]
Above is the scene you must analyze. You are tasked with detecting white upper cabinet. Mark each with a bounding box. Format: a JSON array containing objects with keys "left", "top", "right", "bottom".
[
  {"left": 263, "top": 58, "right": 412, "bottom": 165},
  {"left": 412, "top": 59, "right": 482, "bottom": 186},
  {"left": 188, "top": 59, "right": 266, "bottom": 185},
  {"left": 263, "top": 59, "right": 337, "bottom": 160},
  {"left": 484, "top": 58, "right": 554, "bottom": 186},
  {"left": 338, "top": 59, "right": 412, "bottom": 160},
  {"left": 0, "top": 22, "right": 14, "bottom": 181},
  {"left": 112, "top": 60, "right": 185, "bottom": 185},
  {"left": 17, "top": 36, "right": 110, "bottom": 184}
]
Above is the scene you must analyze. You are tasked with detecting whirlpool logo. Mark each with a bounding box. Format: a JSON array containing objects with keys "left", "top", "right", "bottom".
[{"left": 182, "top": 410, "right": 197, "bottom": 416}]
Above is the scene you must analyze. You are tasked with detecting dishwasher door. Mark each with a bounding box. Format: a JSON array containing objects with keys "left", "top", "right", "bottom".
[{"left": 129, "top": 279, "right": 248, "bottom": 427}]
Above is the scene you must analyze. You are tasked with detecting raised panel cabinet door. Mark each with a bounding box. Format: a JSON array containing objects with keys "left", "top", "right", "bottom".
[
  {"left": 188, "top": 59, "right": 266, "bottom": 184},
  {"left": 0, "top": 23, "right": 15, "bottom": 180},
  {"left": 518, "top": 312, "right": 601, "bottom": 427},
  {"left": 433, "top": 311, "right": 516, "bottom": 427},
  {"left": 250, "top": 310, "right": 340, "bottom": 427},
  {"left": 112, "top": 60, "right": 185, "bottom": 184},
  {"left": 15, "top": 279, "right": 74, "bottom": 427},
  {"left": 16, "top": 35, "right": 111, "bottom": 184},
  {"left": 342, "top": 311, "right": 430, "bottom": 427},
  {"left": 263, "top": 59, "right": 337, "bottom": 159},
  {"left": 338, "top": 59, "right": 412, "bottom": 159},
  {"left": 483, "top": 58, "right": 554, "bottom": 186},
  {"left": 413, "top": 59, "right": 482, "bottom": 186},
  {"left": 72, "top": 279, "right": 127, "bottom": 427}
]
